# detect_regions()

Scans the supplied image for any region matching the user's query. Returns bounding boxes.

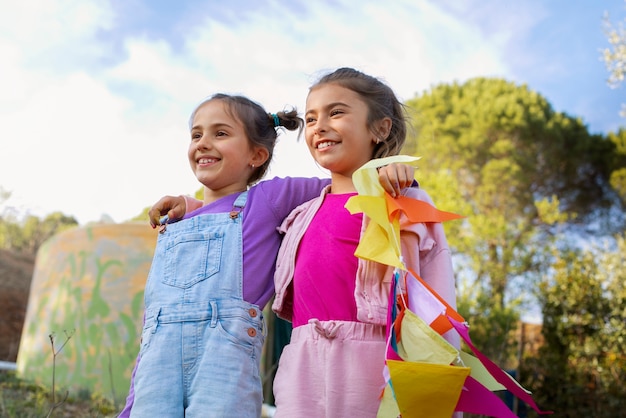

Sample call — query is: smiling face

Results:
[304,84,379,184]
[188,99,267,202]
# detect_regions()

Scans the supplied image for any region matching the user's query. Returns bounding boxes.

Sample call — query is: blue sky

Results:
[1,0,624,225]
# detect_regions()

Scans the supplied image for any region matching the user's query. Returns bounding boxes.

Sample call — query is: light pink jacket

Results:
[272,185,458,327]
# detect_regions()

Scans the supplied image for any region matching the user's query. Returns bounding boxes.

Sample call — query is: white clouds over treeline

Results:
[0,0,621,224]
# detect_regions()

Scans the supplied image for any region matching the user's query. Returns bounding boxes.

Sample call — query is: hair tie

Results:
[272,113,280,127]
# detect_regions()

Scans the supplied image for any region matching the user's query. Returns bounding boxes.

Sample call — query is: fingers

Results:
[397,164,415,188]
[378,165,400,197]
[148,207,162,229]
[378,163,415,197]
[148,207,164,229]
[168,200,187,221]
[148,195,182,228]
[378,174,395,197]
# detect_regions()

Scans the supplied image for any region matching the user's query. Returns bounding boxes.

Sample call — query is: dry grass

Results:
[0,370,118,418]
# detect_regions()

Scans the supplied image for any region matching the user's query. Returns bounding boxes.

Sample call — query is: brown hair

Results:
[310,67,407,159]
[189,94,303,184]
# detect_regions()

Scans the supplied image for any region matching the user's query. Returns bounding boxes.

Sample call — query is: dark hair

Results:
[189,94,303,184]
[309,67,407,159]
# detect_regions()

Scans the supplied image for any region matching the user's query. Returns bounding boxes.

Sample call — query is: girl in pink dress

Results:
[271,67,460,417]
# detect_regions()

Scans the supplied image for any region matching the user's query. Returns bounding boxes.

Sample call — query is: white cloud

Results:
[0,1,108,44]
[0,0,615,224]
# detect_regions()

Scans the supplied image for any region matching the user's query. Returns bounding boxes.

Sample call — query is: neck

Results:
[329,173,356,194]
[203,186,247,204]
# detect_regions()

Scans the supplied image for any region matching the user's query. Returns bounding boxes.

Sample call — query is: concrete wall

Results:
[16,223,156,404]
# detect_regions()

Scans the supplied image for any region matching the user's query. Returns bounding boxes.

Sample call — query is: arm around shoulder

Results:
[148,195,200,227]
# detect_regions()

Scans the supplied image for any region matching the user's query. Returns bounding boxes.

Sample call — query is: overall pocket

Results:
[138,311,159,356]
[162,231,223,288]
[216,314,265,350]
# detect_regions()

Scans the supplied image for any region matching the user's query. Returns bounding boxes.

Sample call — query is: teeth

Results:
[198,158,218,164]
[317,141,335,149]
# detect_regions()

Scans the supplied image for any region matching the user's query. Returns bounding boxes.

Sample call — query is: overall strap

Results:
[229,190,249,219]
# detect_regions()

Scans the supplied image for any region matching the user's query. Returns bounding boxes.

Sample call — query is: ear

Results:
[375,117,393,141]
[250,146,270,168]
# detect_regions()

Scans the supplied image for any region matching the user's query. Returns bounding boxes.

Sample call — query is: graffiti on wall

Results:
[16,223,157,404]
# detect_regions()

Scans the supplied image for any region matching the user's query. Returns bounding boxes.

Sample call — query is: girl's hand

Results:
[378,163,415,198]
[148,195,187,228]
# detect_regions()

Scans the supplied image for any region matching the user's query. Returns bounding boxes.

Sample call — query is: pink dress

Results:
[274,193,387,417]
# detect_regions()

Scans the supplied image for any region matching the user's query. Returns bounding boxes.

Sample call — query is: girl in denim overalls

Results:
[120,93,416,417]
[120,94,329,418]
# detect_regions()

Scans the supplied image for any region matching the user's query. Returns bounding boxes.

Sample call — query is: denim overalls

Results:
[130,192,265,418]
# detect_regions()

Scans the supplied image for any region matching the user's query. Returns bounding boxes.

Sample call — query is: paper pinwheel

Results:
[345,156,552,418]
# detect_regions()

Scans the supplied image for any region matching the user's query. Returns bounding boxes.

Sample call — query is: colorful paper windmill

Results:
[345,156,552,418]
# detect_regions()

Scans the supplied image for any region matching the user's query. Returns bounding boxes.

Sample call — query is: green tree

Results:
[404,78,609,300]
[0,187,77,254]
[130,207,151,223]
[606,128,626,204]
[0,212,77,255]
[402,78,617,362]
[602,2,626,117]
[602,4,626,206]
[523,237,626,417]
[456,289,520,369]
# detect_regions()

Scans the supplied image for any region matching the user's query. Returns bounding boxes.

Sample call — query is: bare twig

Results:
[45,329,75,418]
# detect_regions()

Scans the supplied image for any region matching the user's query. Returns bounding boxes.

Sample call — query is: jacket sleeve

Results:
[183,195,203,213]
[401,188,460,349]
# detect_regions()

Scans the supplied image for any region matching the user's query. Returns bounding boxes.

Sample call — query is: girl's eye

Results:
[330,109,343,116]
[191,132,202,141]
[305,117,316,124]
[215,131,227,137]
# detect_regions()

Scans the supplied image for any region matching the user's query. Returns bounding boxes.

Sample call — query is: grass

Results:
[0,370,118,418]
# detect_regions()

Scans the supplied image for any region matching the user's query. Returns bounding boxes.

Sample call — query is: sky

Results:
[1,0,625,225]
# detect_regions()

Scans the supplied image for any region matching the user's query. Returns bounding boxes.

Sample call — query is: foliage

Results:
[402,77,625,393]
[0,370,117,418]
[456,288,520,369]
[602,3,626,117]
[0,212,78,256]
[522,236,626,417]
[405,77,615,220]
[606,128,626,204]
[1,327,116,417]
[402,78,602,313]
[129,207,150,222]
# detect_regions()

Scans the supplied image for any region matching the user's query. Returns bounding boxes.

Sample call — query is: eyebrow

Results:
[191,122,234,131]
[305,101,350,117]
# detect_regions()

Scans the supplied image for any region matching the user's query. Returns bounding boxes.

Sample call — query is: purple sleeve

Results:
[117,353,139,417]
[255,177,330,221]
[240,177,330,308]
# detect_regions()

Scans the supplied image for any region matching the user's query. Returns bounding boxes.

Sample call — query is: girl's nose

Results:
[314,120,327,135]
[307,126,324,139]
[195,136,211,150]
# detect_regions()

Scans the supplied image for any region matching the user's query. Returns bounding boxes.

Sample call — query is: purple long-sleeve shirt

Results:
[182,176,330,308]
[118,176,329,417]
